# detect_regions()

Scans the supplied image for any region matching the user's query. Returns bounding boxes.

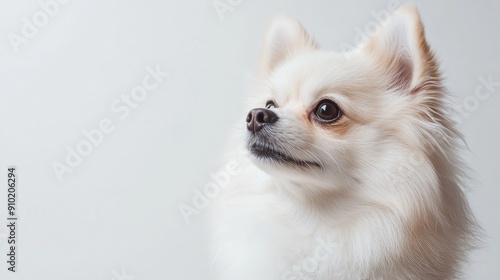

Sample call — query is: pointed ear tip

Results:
[267,15,303,34]
[398,3,419,12]
[373,4,423,36]
[394,4,423,21]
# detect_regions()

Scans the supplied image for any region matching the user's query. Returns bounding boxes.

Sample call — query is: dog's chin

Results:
[248,141,321,170]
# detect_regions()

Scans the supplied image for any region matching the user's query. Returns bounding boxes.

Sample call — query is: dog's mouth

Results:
[249,142,321,168]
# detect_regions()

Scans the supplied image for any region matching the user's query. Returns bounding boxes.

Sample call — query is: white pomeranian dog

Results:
[210,5,477,280]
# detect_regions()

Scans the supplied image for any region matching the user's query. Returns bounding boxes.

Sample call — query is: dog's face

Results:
[247,52,385,189]
[246,8,445,191]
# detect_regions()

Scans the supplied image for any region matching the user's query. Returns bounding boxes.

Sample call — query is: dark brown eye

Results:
[314,100,341,122]
[265,100,276,109]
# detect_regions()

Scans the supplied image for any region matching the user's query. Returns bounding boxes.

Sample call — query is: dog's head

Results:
[246,5,451,193]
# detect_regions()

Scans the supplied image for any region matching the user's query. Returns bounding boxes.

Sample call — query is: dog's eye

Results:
[265,101,276,109]
[314,100,341,122]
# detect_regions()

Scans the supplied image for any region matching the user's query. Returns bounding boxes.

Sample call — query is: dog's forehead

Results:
[270,52,378,105]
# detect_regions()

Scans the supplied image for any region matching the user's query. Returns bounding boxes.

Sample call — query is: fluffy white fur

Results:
[210,5,477,280]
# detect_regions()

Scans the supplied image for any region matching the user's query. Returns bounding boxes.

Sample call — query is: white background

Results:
[0,0,498,279]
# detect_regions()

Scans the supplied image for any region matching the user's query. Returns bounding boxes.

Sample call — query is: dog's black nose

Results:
[246,108,279,133]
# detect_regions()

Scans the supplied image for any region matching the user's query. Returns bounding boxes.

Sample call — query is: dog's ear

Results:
[359,4,439,93]
[258,16,319,76]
